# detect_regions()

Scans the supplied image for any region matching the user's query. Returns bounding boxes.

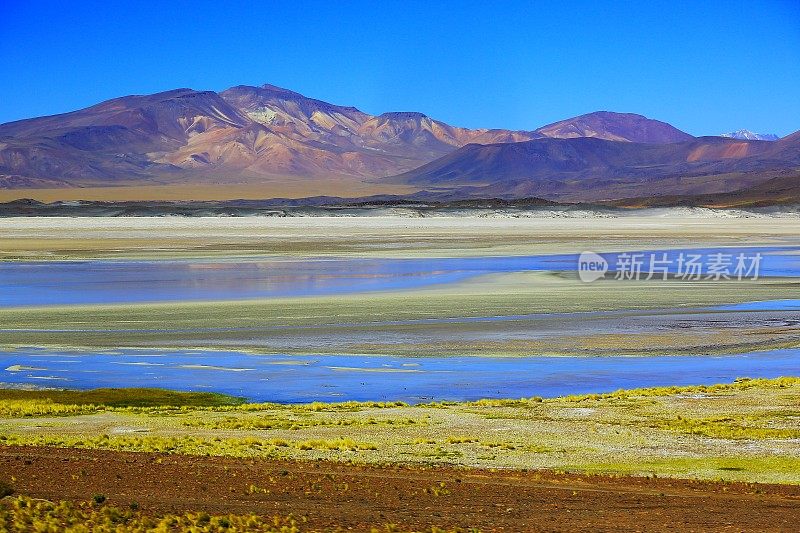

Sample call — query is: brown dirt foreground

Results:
[0,446,798,532]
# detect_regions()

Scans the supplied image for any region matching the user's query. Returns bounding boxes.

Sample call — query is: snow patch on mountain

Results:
[721,130,779,141]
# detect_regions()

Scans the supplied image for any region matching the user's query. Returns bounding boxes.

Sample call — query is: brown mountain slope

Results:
[612,171,800,208]
[390,133,800,202]
[0,84,540,188]
[0,89,249,186]
[535,111,694,143]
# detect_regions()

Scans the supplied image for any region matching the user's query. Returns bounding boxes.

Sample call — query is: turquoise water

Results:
[1,246,798,307]
[715,299,800,311]
[1,347,797,403]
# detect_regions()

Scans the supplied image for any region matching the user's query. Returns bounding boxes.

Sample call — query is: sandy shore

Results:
[2,213,800,260]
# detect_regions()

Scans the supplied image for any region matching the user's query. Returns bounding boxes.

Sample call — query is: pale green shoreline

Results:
[1,271,799,356]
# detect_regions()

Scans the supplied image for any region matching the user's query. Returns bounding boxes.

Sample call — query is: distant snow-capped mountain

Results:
[721,129,779,141]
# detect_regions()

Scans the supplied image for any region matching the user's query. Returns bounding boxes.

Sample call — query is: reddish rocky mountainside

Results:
[0,84,541,188]
[0,84,701,190]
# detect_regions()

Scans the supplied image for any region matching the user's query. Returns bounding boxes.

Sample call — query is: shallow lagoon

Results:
[1,246,799,307]
[1,347,798,403]
[1,245,798,402]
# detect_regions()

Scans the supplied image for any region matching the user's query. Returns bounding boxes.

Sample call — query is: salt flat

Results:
[2,211,800,260]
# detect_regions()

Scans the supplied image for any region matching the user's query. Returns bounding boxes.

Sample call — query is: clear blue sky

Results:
[2,0,799,135]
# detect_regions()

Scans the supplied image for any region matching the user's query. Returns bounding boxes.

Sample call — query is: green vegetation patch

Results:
[557,377,800,403]
[0,387,244,408]
[0,433,378,457]
[0,399,97,418]
[185,415,423,431]
[0,495,468,533]
[570,456,800,484]
[0,496,298,532]
[649,415,800,440]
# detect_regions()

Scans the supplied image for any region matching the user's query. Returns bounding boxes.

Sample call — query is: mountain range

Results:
[0,83,797,204]
[0,84,539,189]
[393,133,800,202]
